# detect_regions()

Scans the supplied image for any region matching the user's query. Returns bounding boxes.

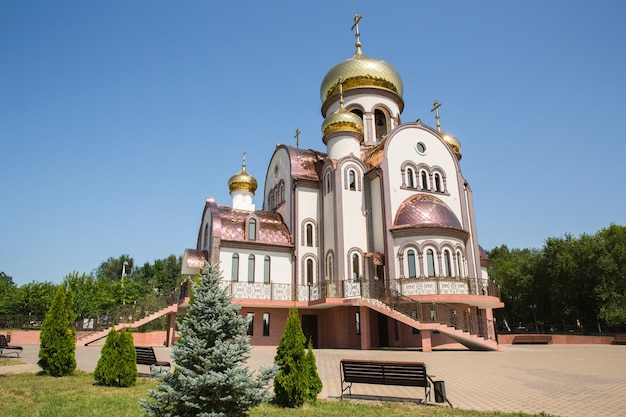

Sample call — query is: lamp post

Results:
[530,304,538,334]
[121,261,128,306]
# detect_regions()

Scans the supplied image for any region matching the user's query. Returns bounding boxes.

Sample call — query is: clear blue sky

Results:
[2,1,625,286]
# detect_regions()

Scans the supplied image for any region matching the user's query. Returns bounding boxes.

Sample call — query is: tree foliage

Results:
[38,285,76,376]
[273,307,322,408]
[94,327,137,387]
[141,262,274,417]
[489,224,626,330]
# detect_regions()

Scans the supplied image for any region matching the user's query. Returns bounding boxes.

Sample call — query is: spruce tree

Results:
[273,307,322,407]
[38,285,76,376]
[94,328,137,387]
[141,262,274,417]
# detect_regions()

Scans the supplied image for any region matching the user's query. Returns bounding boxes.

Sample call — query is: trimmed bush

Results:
[38,285,76,376]
[94,327,137,387]
[273,307,322,407]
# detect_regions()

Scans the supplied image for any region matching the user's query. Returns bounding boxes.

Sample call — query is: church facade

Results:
[182,16,503,352]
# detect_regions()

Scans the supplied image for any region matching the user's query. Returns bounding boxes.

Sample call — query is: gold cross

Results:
[242,148,247,169]
[431,100,442,132]
[351,13,363,52]
[294,128,301,148]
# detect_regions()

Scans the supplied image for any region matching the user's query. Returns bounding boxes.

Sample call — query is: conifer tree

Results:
[94,327,137,387]
[38,285,76,376]
[141,262,274,417]
[273,307,322,407]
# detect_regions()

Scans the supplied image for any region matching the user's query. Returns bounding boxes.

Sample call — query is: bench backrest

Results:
[135,346,158,365]
[0,335,10,348]
[341,359,429,387]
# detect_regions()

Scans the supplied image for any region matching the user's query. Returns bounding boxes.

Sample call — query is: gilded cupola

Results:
[320,14,403,107]
[322,79,364,136]
[431,100,462,160]
[228,150,258,194]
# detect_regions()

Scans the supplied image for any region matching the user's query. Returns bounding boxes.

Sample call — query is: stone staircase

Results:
[360,297,500,351]
[76,303,179,346]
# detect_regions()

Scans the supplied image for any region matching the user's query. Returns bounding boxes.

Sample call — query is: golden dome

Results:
[320,52,404,103]
[228,167,257,194]
[322,108,364,135]
[441,131,462,160]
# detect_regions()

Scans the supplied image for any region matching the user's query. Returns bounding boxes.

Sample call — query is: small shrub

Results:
[38,285,76,376]
[94,327,137,387]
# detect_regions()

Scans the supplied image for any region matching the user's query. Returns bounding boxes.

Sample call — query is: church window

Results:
[434,173,442,192]
[457,251,464,277]
[231,253,239,281]
[421,171,429,190]
[426,249,436,277]
[247,254,255,282]
[407,249,417,278]
[246,312,254,336]
[349,170,356,191]
[325,172,332,194]
[269,193,274,210]
[350,108,363,121]
[248,218,257,240]
[374,108,388,141]
[306,223,314,247]
[352,253,361,279]
[263,313,270,336]
[326,253,334,281]
[203,224,209,249]
[416,142,426,154]
[406,168,415,188]
[444,250,452,277]
[264,256,271,283]
[306,259,314,285]
[280,181,285,203]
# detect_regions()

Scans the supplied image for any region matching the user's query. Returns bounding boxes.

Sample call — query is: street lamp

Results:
[121,261,128,305]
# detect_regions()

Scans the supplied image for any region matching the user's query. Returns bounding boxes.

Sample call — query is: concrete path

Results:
[2,344,625,417]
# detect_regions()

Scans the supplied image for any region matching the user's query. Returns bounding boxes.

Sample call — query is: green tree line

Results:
[488,224,626,333]
[0,254,184,321]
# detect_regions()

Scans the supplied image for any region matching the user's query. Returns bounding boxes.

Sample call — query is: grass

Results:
[0,373,551,417]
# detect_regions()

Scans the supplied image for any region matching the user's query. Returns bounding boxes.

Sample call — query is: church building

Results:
[182,15,503,352]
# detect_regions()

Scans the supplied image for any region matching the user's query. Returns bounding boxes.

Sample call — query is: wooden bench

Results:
[512,335,553,344]
[135,346,171,373]
[0,334,23,357]
[613,334,626,345]
[340,359,436,404]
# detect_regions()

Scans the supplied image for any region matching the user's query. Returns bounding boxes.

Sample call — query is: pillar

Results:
[421,329,432,353]
[359,306,371,350]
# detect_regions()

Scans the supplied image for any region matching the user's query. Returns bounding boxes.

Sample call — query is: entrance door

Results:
[301,315,318,348]
[378,313,389,347]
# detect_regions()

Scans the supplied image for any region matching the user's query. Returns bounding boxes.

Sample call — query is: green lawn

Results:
[0,372,551,417]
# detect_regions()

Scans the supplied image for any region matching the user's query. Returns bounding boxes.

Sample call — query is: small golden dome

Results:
[441,131,462,160]
[322,108,364,135]
[320,52,404,103]
[228,168,257,194]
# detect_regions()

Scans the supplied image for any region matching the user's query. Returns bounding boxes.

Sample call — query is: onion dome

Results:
[228,151,257,194]
[394,194,463,230]
[441,131,462,160]
[320,52,403,104]
[322,108,364,135]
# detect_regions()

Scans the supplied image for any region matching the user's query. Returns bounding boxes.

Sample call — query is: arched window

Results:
[352,253,360,279]
[269,193,274,210]
[326,253,334,281]
[443,250,452,277]
[248,255,255,282]
[231,253,239,281]
[306,223,313,247]
[426,249,436,277]
[434,173,442,192]
[264,256,271,283]
[348,169,356,191]
[406,168,415,188]
[306,259,314,285]
[203,224,209,249]
[280,182,285,203]
[374,108,388,141]
[407,249,417,278]
[325,172,332,194]
[248,219,257,241]
[421,171,429,190]
[350,108,363,120]
[457,251,464,278]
